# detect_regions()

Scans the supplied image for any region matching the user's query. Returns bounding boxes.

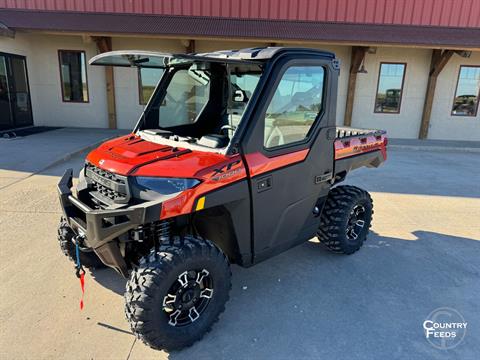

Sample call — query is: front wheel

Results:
[317,185,373,254]
[124,235,231,351]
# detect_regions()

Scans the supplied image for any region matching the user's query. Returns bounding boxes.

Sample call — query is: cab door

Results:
[242,57,337,262]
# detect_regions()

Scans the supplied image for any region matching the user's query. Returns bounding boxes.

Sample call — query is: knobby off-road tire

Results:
[57,217,106,268]
[125,235,231,351]
[317,185,373,254]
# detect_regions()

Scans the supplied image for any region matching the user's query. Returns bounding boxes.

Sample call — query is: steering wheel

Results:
[265,125,285,148]
[220,124,237,137]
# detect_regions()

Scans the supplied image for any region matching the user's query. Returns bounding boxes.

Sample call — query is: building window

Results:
[374,62,406,114]
[263,66,325,149]
[138,68,164,105]
[452,66,480,117]
[58,50,88,102]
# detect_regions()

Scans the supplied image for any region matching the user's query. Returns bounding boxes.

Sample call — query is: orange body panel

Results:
[334,134,387,161]
[86,132,386,220]
[244,149,309,177]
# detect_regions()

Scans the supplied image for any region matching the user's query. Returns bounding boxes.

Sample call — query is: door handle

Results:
[315,172,333,184]
[257,175,272,193]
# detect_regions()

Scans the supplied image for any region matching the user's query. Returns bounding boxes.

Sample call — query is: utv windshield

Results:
[136,61,263,150]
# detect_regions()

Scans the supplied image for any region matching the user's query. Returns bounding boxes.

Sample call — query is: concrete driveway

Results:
[0,127,127,189]
[0,141,479,359]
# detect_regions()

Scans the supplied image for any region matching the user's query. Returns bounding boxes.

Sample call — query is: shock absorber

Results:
[156,220,172,244]
[130,220,172,247]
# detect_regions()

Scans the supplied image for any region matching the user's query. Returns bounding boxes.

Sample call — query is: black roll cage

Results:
[105,48,339,156]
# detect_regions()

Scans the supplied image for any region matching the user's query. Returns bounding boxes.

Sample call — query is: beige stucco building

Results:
[1,2,479,140]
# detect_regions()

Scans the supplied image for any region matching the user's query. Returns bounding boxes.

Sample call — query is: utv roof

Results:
[89,47,335,68]
[194,47,335,60]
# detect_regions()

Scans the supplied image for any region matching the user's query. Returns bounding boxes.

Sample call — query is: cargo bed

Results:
[333,127,387,181]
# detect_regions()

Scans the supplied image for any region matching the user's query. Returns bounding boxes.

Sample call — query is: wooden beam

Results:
[186,39,195,53]
[343,46,368,127]
[418,49,454,139]
[431,50,454,77]
[104,66,117,130]
[92,36,117,129]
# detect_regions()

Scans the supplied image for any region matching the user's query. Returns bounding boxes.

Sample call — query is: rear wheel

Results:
[57,217,106,268]
[125,235,231,351]
[317,185,373,254]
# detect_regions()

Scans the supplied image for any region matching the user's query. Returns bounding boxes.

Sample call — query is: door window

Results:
[263,66,325,149]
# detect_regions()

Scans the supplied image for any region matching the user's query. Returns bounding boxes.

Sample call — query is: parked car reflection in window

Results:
[452,66,480,117]
[374,63,406,114]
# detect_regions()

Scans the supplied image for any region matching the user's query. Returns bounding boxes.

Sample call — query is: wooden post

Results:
[344,46,368,127]
[186,39,195,53]
[92,36,117,129]
[418,49,454,139]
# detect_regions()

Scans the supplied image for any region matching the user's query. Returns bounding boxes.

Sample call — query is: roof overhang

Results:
[1,9,479,50]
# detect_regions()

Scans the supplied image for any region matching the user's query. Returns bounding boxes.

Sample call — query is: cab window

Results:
[263,66,325,149]
[159,68,210,128]
[228,72,261,129]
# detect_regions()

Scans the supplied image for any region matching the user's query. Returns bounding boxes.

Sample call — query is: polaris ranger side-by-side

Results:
[57,47,387,350]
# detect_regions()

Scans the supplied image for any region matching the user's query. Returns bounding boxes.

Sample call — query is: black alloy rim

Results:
[346,204,366,240]
[162,269,214,327]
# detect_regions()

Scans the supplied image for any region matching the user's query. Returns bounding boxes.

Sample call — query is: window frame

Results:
[451,65,480,117]
[261,63,327,152]
[58,49,89,103]
[374,62,407,115]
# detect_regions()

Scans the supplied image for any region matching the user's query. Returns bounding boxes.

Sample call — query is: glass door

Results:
[0,53,33,130]
[0,55,13,130]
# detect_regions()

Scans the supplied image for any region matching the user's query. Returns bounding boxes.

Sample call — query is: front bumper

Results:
[57,169,161,277]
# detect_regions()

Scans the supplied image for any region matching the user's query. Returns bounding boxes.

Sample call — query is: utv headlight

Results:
[135,177,201,195]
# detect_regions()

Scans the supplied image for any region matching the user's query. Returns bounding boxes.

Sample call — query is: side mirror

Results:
[233,89,247,102]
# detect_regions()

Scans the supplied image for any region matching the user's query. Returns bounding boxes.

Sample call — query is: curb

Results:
[388,145,480,153]
[37,137,113,174]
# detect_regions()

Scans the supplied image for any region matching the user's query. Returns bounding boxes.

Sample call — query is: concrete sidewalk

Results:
[388,138,480,152]
[0,127,127,189]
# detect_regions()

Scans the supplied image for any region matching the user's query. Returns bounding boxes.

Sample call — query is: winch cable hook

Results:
[73,235,86,310]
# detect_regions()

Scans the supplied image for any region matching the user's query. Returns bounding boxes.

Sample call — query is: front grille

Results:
[85,163,129,205]
[91,182,127,202]
[86,163,126,185]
